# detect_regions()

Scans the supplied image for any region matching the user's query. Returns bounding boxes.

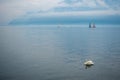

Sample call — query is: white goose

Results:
[84,60,94,66]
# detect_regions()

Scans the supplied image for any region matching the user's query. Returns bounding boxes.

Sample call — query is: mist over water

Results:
[0,25,120,80]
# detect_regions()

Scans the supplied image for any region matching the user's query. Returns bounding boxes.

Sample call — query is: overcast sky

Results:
[0,0,120,25]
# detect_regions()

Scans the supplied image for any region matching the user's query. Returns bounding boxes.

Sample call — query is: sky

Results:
[0,0,120,25]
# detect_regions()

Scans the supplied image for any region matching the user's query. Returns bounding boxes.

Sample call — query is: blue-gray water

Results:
[0,25,120,80]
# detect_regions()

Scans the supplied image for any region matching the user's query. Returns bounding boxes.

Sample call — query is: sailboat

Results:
[89,23,96,28]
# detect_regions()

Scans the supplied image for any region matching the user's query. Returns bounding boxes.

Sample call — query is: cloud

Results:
[0,0,64,25]
[0,0,120,25]
[96,0,109,8]
[59,0,109,8]
[24,10,120,18]
[106,0,120,10]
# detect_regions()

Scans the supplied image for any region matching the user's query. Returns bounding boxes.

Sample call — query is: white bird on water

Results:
[84,60,94,66]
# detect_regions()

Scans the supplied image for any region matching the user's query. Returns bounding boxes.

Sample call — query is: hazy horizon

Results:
[0,0,120,25]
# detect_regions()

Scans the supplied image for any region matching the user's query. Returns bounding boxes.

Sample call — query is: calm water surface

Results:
[0,25,120,80]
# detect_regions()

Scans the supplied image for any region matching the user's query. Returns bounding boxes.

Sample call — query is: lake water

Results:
[0,25,120,80]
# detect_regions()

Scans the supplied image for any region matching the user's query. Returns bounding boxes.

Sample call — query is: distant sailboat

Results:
[93,23,96,28]
[89,23,91,28]
[57,24,61,28]
[89,23,96,28]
